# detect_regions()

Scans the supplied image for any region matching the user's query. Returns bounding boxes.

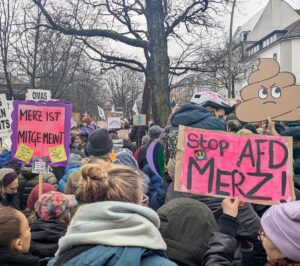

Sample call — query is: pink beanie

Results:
[261,201,300,262]
[27,183,57,210]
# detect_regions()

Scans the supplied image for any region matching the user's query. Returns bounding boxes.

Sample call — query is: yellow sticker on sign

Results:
[49,145,67,163]
[15,144,34,163]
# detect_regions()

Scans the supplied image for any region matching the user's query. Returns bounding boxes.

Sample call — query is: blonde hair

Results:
[76,160,143,204]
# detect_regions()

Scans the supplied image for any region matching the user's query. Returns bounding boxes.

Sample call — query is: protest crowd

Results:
[0,87,300,266]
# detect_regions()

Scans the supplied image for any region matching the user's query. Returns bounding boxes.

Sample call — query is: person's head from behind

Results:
[86,129,114,160]
[148,125,163,140]
[157,198,217,266]
[0,168,18,198]
[34,191,78,226]
[0,207,31,253]
[260,201,300,262]
[226,119,242,133]
[76,160,144,205]
[27,183,56,210]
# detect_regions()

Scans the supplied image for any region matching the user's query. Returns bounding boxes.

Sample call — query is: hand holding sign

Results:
[175,126,294,205]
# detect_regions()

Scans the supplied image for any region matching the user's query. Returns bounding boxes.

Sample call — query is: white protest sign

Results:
[32,156,50,174]
[108,117,121,129]
[27,89,51,101]
[0,94,11,140]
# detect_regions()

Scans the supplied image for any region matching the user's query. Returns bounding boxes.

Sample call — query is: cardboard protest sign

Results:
[175,126,294,205]
[236,58,300,122]
[27,89,51,101]
[108,117,121,129]
[133,115,146,126]
[0,94,12,140]
[32,156,50,174]
[72,112,81,124]
[11,101,72,166]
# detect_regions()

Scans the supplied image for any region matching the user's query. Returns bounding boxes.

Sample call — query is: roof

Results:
[283,18,300,38]
[233,8,264,41]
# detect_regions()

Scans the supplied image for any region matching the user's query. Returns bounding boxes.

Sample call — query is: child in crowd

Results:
[0,207,39,265]
[30,191,77,264]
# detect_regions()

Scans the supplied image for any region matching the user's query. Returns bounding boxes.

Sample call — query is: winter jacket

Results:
[203,215,297,266]
[18,165,57,209]
[0,249,39,266]
[138,144,150,169]
[166,182,261,239]
[50,246,176,266]
[0,193,21,210]
[0,151,21,174]
[0,151,12,168]
[171,103,225,130]
[143,165,162,196]
[149,179,171,211]
[30,221,66,260]
[158,198,218,266]
[130,125,148,148]
[58,164,81,193]
[49,201,176,266]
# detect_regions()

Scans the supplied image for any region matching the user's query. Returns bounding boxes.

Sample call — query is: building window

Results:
[273,53,277,60]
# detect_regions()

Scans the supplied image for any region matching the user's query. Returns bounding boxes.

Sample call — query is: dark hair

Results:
[110,133,119,140]
[244,123,258,134]
[227,120,242,133]
[0,207,22,249]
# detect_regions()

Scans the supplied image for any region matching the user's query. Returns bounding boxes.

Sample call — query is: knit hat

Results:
[148,125,163,140]
[281,126,300,140]
[82,115,92,125]
[0,168,17,187]
[158,198,217,266]
[86,129,113,157]
[27,183,57,210]
[34,191,78,221]
[261,201,300,262]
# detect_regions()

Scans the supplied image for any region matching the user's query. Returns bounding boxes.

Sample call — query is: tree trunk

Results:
[145,0,170,126]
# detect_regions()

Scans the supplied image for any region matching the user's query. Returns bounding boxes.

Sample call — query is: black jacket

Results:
[0,249,39,266]
[203,215,267,266]
[30,221,67,259]
[130,125,148,148]
[0,193,21,210]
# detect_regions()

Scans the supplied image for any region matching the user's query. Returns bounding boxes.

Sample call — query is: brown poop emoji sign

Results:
[236,58,300,122]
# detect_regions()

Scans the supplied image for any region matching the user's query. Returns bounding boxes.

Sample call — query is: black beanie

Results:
[86,129,113,157]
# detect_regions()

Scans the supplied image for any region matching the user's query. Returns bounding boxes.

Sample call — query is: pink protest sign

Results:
[11,101,72,167]
[175,126,294,205]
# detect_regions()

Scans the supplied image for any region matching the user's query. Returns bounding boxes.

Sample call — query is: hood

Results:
[56,201,167,256]
[171,103,225,130]
[20,165,38,179]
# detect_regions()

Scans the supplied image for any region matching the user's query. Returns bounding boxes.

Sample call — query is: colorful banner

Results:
[175,126,294,205]
[11,101,72,166]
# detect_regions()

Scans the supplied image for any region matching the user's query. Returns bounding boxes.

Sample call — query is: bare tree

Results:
[105,68,144,118]
[0,0,18,97]
[32,0,228,125]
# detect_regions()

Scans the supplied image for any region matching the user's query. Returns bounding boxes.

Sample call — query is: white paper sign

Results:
[27,89,51,101]
[108,117,121,129]
[0,94,11,140]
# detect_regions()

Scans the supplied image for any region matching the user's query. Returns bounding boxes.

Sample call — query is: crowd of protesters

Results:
[0,92,299,266]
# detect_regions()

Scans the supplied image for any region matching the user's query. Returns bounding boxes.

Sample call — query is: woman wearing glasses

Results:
[203,198,300,266]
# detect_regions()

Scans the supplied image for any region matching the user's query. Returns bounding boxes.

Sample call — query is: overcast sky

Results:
[233,0,300,31]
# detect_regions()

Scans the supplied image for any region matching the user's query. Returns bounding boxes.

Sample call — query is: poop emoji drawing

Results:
[236,58,300,122]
